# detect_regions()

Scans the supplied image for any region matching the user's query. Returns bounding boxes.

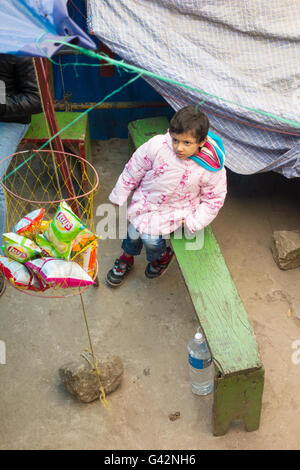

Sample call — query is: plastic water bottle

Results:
[187,328,215,395]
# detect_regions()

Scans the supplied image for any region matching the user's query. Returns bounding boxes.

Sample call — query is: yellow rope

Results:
[80,294,109,409]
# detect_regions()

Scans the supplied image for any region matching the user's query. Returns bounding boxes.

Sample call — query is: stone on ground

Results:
[59,355,124,403]
[271,230,300,270]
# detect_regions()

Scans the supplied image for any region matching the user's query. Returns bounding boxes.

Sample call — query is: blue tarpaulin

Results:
[0,0,170,140]
[0,0,96,57]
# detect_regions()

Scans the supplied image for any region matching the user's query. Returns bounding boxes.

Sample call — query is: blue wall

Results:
[53,1,173,139]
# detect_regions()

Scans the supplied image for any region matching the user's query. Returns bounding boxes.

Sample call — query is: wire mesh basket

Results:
[0,149,99,298]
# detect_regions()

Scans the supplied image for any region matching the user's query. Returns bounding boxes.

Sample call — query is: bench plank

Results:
[171,227,262,376]
[128,116,169,155]
[24,112,89,142]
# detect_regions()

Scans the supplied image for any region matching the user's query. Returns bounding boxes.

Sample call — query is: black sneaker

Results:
[145,247,174,279]
[106,257,133,287]
[0,272,6,298]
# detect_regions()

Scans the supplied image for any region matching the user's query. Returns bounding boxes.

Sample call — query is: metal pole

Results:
[54,101,170,111]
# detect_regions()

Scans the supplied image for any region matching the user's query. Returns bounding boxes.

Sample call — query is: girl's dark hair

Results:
[169,105,209,142]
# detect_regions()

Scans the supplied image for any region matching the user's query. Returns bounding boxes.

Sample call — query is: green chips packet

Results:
[35,233,62,259]
[45,201,85,260]
[3,233,42,263]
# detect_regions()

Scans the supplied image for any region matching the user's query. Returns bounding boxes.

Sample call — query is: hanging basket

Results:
[0,149,99,298]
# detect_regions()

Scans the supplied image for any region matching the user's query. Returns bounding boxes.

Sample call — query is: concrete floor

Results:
[0,138,300,450]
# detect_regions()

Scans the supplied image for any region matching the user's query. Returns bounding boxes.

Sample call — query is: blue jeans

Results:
[0,122,29,247]
[121,223,167,262]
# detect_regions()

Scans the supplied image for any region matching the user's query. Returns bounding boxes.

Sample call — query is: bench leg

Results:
[213,367,264,436]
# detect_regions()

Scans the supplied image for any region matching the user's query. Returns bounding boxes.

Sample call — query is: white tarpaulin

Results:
[88,0,300,177]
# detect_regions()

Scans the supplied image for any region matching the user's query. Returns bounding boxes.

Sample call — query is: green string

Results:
[1,72,142,183]
[3,33,299,183]
[40,38,300,129]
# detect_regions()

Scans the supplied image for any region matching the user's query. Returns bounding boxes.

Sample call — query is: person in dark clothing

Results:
[0,54,42,297]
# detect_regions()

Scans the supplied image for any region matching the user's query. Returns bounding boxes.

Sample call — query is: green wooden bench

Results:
[128,116,264,436]
[23,111,92,190]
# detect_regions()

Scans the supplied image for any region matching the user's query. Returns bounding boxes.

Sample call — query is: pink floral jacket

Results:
[109,131,227,235]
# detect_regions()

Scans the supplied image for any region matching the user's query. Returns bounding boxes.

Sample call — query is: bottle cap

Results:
[194,332,203,341]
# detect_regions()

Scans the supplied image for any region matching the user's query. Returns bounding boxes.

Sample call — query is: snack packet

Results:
[40,220,50,233]
[0,256,45,291]
[70,228,97,260]
[2,233,42,263]
[13,208,45,239]
[35,233,62,259]
[26,258,95,288]
[45,201,84,260]
[73,242,97,279]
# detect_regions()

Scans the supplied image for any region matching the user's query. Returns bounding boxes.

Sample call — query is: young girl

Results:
[107,105,227,286]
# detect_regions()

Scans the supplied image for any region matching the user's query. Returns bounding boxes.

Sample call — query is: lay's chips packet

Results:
[40,220,50,233]
[70,228,98,260]
[35,233,62,259]
[73,241,98,279]
[45,201,85,260]
[0,255,45,291]
[13,208,45,239]
[26,257,95,288]
[2,233,42,263]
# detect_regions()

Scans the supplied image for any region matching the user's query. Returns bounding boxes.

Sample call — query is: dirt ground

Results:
[0,138,300,450]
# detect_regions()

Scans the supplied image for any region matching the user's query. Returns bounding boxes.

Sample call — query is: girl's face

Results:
[170,131,206,160]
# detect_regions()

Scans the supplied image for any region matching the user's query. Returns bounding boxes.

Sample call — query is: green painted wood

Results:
[128,116,169,149]
[171,227,262,375]
[213,367,264,436]
[24,111,89,141]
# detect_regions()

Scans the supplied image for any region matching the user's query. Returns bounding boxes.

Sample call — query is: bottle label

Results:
[189,354,212,370]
